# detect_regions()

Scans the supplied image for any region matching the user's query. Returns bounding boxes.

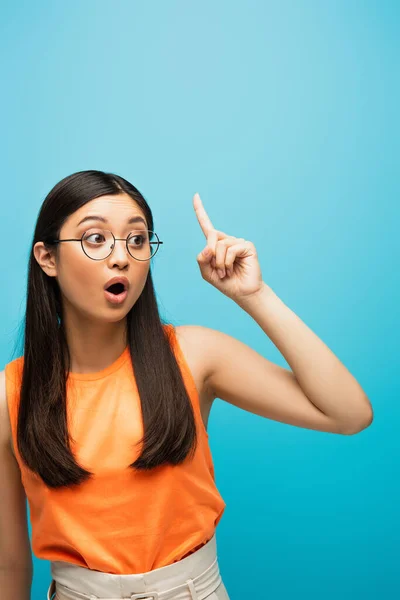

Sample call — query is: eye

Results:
[83,229,107,244]
[128,233,146,247]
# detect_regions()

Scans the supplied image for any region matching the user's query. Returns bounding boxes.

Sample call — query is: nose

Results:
[107,238,130,265]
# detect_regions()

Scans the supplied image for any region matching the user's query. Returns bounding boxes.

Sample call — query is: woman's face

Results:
[35,193,151,324]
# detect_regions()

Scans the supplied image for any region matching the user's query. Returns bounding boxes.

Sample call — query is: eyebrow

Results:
[76,215,147,228]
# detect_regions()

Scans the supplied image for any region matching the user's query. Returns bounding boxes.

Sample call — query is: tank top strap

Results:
[4,357,24,464]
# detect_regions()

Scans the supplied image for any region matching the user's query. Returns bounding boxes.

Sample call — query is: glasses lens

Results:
[127,229,159,260]
[82,229,114,260]
[82,229,160,260]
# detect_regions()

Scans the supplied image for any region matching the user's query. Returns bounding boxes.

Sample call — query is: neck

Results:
[60,308,128,374]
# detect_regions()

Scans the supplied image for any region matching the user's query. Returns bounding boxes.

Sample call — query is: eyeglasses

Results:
[47,228,163,261]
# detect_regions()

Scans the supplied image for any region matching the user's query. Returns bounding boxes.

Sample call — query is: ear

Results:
[33,241,58,278]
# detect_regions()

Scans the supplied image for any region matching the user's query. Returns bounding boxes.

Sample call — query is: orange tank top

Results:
[4,323,226,574]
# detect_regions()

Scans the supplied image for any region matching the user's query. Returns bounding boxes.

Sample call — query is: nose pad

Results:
[109,239,130,261]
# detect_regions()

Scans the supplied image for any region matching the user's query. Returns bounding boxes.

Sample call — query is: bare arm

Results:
[0,369,33,600]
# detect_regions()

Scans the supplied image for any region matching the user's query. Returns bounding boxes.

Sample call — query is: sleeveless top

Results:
[4,323,226,574]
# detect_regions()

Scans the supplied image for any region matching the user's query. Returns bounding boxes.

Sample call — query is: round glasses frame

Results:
[46,229,164,261]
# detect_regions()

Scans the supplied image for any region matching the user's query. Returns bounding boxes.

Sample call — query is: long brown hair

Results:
[10,170,197,489]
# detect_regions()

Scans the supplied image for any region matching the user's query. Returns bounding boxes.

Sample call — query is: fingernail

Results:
[218,269,225,278]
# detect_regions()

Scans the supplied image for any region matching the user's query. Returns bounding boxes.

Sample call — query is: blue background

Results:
[0,1,398,598]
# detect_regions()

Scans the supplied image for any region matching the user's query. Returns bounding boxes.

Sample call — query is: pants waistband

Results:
[47,533,221,600]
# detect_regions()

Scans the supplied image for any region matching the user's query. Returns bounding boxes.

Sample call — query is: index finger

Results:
[193,192,215,237]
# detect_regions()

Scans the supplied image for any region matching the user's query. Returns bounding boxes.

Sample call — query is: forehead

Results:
[71,194,147,227]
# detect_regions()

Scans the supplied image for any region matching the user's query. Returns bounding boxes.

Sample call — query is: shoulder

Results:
[173,324,213,375]
[173,324,228,365]
[172,325,222,407]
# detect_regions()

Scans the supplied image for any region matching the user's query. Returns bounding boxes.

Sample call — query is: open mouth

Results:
[105,282,126,295]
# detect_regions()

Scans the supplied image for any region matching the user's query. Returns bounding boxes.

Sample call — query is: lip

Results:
[103,276,130,291]
[104,289,128,305]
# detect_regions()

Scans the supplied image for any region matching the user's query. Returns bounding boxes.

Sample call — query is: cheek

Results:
[128,264,150,299]
[57,252,98,303]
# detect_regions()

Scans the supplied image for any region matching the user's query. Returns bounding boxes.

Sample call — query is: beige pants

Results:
[46,533,230,600]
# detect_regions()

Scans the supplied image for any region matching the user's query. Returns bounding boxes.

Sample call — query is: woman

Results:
[0,169,373,600]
